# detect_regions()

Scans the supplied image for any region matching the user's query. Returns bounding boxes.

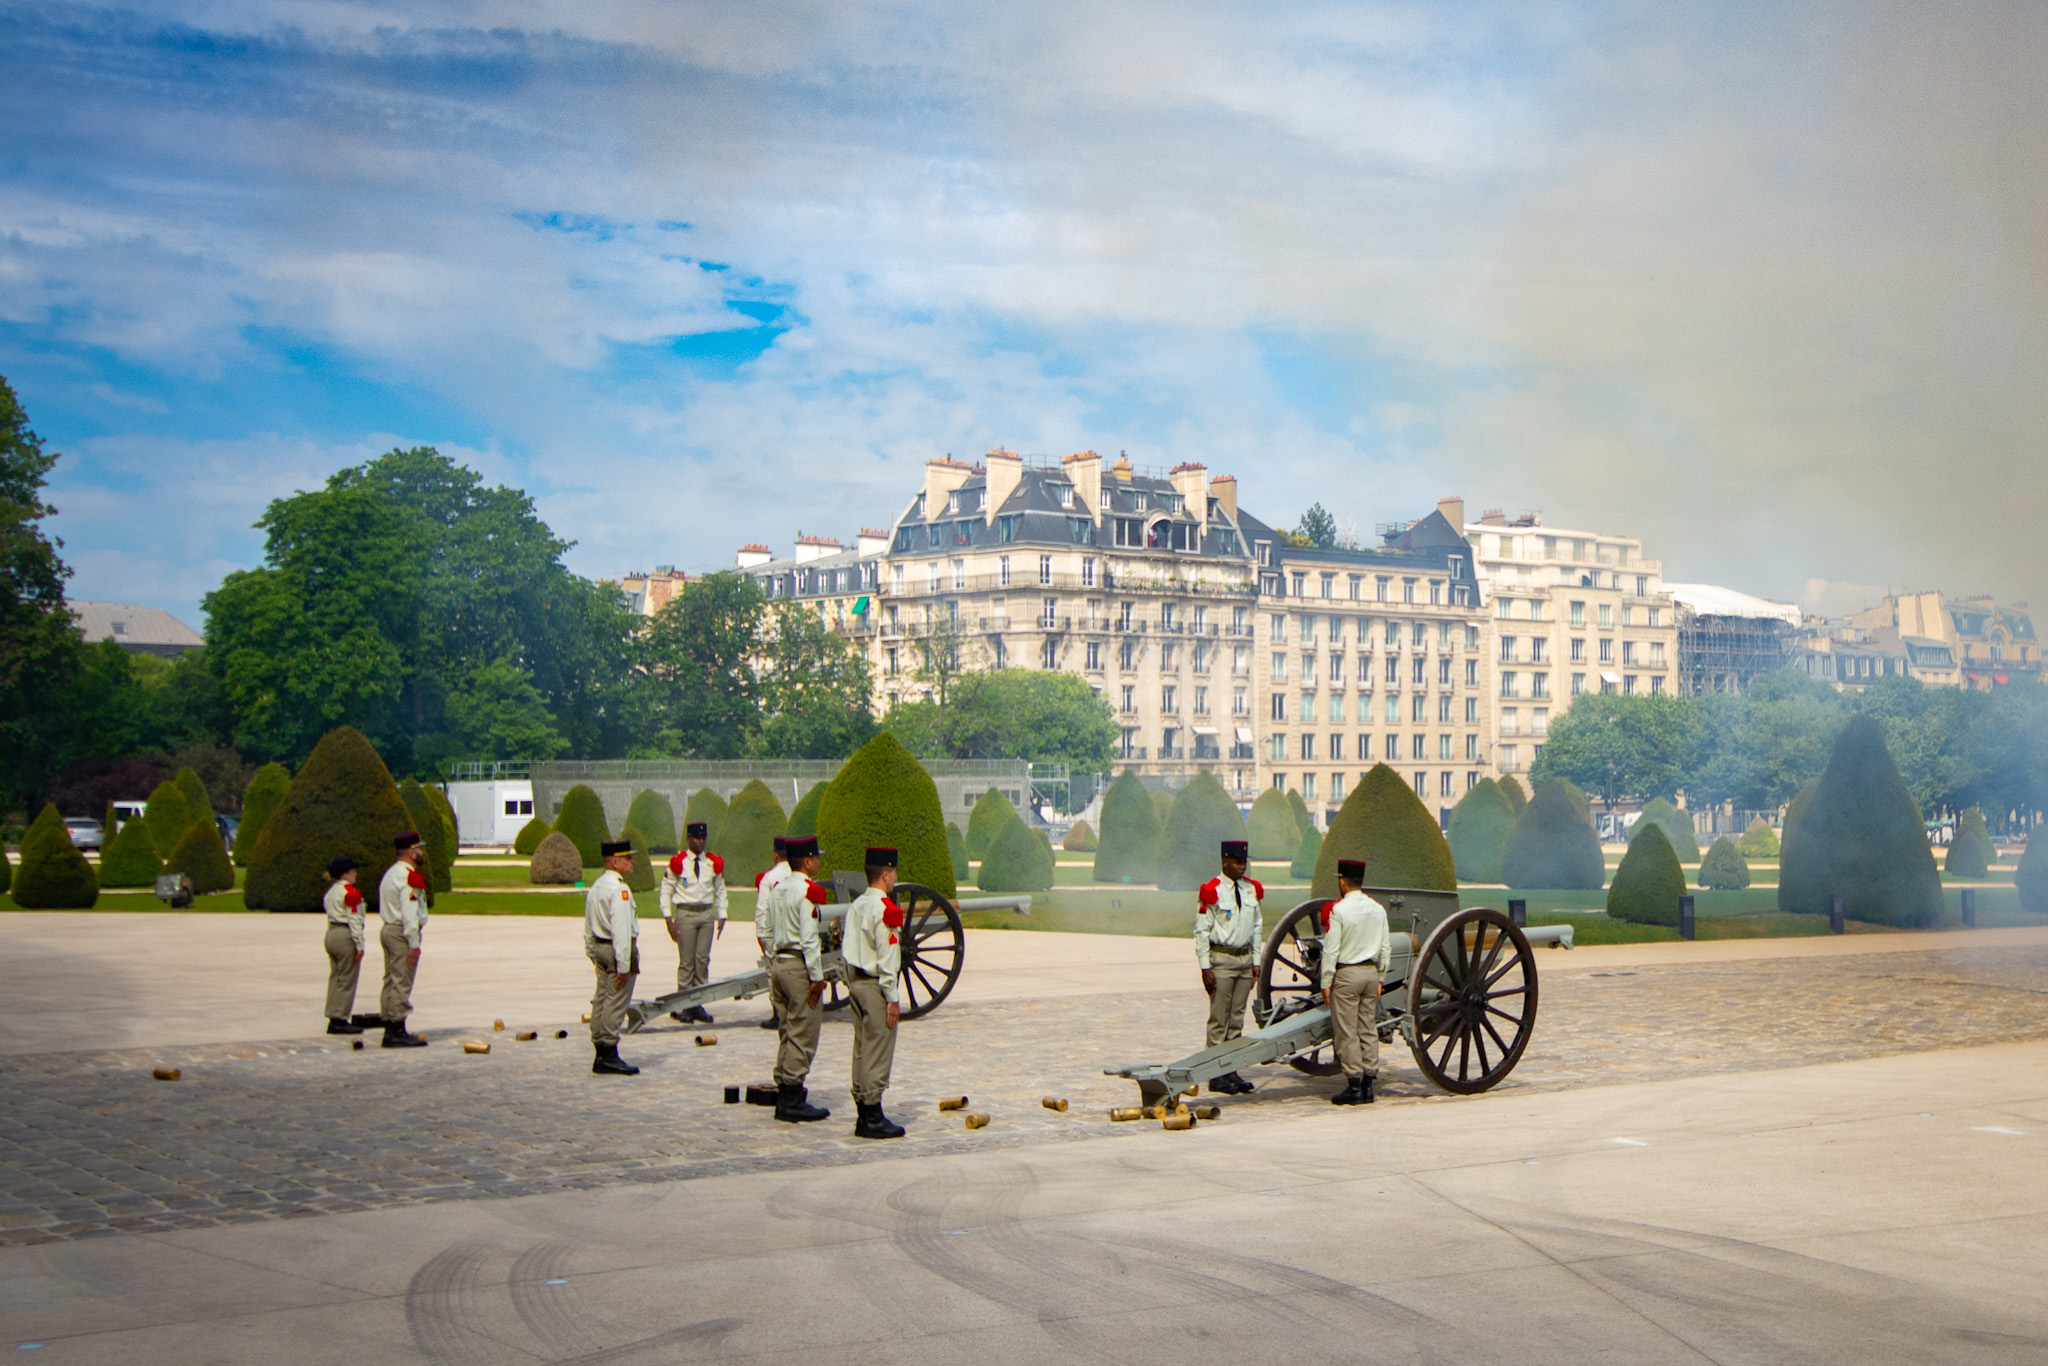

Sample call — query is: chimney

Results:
[735,543,773,570]
[856,527,890,557]
[1479,508,1506,526]
[1063,450,1102,524]
[1111,451,1134,482]
[922,456,976,523]
[1436,495,1465,531]
[1169,462,1209,530]
[793,533,842,564]
[1210,474,1237,520]
[983,448,1022,525]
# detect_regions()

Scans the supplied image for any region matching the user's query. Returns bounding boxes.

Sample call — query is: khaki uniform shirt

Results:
[324,880,366,951]
[1194,875,1264,969]
[378,861,428,948]
[754,861,789,942]
[841,886,903,1005]
[661,850,728,921]
[583,868,637,963]
[1319,889,1391,991]
[765,871,828,979]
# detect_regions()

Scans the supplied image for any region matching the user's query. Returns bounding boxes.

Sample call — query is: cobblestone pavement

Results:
[3,942,2046,1245]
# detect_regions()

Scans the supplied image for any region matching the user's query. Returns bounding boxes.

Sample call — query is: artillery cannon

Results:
[624,882,1028,1032]
[1109,889,1570,1108]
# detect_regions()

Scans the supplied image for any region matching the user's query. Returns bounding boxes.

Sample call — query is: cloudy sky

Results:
[5,1,2046,629]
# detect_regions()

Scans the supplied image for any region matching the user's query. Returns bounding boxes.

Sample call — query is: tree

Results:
[816,732,956,898]
[1777,781,1820,908]
[884,670,1117,774]
[1735,816,1780,859]
[0,378,84,812]
[637,572,766,758]
[676,788,721,852]
[166,819,236,896]
[1945,807,1995,878]
[1061,820,1097,852]
[244,727,414,913]
[174,766,215,827]
[514,815,551,856]
[946,822,970,879]
[1157,772,1248,892]
[1607,823,1685,925]
[719,780,788,888]
[965,786,1021,860]
[425,784,459,855]
[1290,823,1323,879]
[98,814,164,887]
[627,789,680,853]
[398,778,454,896]
[1247,789,1302,860]
[1776,714,1943,927]
[1286,789,1314,841]
[1689,671,1845,812]
[1632,796,1700,864]
[2018,836,2048,915]
[1497,775,1528,818]
[234,763,292,866]
[1093,770,1161,885]
[1152,790,1176,826]
[621,823,658,894]
[552,786,611,868]
[911,611,972,706]
[788,780,828,838]
[1311,764,1457,898]
[11,804,97,908]
[0,842,10,896]
[1698,836,1751,890]
[978,818,1055,893]
[752,603,877,759]
[143,779,193,859]
[1501,779,1606,890]
[1295,503,1338,549]
[1446,778,1515,883]
[529,831,581,885]
[1532,693,1701,808]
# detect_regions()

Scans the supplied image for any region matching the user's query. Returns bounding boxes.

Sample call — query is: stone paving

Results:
[3,942,2047,1245]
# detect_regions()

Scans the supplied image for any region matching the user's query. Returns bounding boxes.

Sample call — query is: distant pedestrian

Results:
[1196,838,1262,1094]
[842,846,905,1139]
[585,838,642,1076]
[377,833,429,1048]
[1320,859,1390,1105]
[661,821,726,1023]
[321,856,366,1035]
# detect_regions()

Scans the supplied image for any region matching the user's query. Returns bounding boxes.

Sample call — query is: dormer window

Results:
[1255,540,1270,566]
[947,491,961,513]
[1058,486,1074,509]
[1134,492,1147,511]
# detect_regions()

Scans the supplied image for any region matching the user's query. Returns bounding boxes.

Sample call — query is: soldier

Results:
[321,856,366,1035]
[842,846,906,1139]
[1320,858,1391,1105]
[661,821,726,1024]
[377,832,429,1048]
[585,838,642,1076]
[1196,838,1262,1095]
[754,835,789,1031]
[763,834,831,1122]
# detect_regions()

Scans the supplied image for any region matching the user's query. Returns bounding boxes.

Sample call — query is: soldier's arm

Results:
[878,898,903,1007]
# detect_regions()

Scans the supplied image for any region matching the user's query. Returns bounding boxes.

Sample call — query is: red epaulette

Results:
[406,870,426,890]
[804,880,829,912]
[755,870,767,889]
[709,854,724,876]
[1248,878,1265,900]
[1318,899,1335,931]
[1197,877,1220,911]
[669,852,686,877]
[881,896,904,930]
[343,886,363,909]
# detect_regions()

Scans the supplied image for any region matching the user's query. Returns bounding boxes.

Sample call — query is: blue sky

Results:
[5,1,2047,629]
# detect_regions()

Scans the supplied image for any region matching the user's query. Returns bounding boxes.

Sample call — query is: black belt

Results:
[846,966,878,980]
[1210,945,1252,958]
[774,949,806,958]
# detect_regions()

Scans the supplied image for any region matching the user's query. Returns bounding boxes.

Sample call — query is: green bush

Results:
[513,816,551,856]
[1287,789,1314,843]
[11,803,98,908]
[553,785,611,868]
[1093,770,1160,885]
[425,784,459,853]
[143,778,191,858]
[1061,820,1097,852]
[946,821,970,880]
[682,787,725,852]
[1446,778,1515,883]
[1777,780,1819,906]
[720,779,788,888]
[1290,823,1322,879]
[1501,778,1606,890]
[174,766,214,827]
[1776,715,1941,926]
[1497,775,1528,818]
[978,817,1055,893]
[1157,772,1250,892]
[1151,790,1176,827]
[816,732,956,898]
[166,819,236,895]
[398,779,453,896]
[1698,836,1750,890]
[621,823,658,893]
[1633,796,1700,863]
[529,831,581,885]
[1735,816,1780,859]
[244,726,414,913]
[234,763,291,866]
[1247,789,1301,860]
[965,786,1021,860]
[0,843,10,895]
[2017,834,2048,914]
[98,815,163,887]
[1607,823,1685,925]
[627,789,680,853]
[1312,763,1457,898]
[1946,807,1995,877]
[788,780,828,838]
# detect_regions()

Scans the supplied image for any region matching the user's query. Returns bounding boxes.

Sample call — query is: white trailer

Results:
[442,780,535,848]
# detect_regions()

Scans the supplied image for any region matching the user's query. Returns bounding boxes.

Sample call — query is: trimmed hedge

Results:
[720,779,788,888]
[244,727,413,913]
[1501,779,1606,890]
[1698,836,1751,890]
[175,767,214,827]
[682,787,725,852]
[946,822,970,880]
[1608,823,1685,925]
[978,817,1055,893]
[628,789,680,853]
[1287,789,1314,844]
[98,815,164,887]
[1290,823,1322,879]
[143,779,191,859]
[1446,778,1515,883]
[513,816,551,856]
[12,803,99,908]
[1151,790,1176,827]
[1247,789,1301,860]
[1497,775,1528,818]
[621,823,658,893]
[1736,816,1780,859]
[234,763,291,866]
[1633,796,1700,864]
[1093,771,1160,885]
[1777,780,1819,908]
[553,785,611,868]
[966,787,1021,860]
[1157,772,1249,892]
[816,732,956,898]
[1777,715,1941,927]
[529,831,581,885]
[425,784,459,855]
[1312,763,1457,898]
[1061,820,1097,852]
[398,779,453,896]
[167,819,236,895]
[1946,807,1995,877]
[0,843,9,895]
[788,780,828,838]
[2018,835,2048,915]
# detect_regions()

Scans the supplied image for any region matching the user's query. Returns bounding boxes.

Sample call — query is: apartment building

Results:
[613,567,694,617]
[1850,592,2039,691]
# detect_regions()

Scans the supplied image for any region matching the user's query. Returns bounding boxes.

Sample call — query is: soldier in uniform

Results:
[842,846,906,1139]
[585,838,642,1076]
[377,832,429,1048]
[1196,838,1262,1094]
[754,835,789,1030]
[321,856,366,1034]
[661,821,726,1024]
[763,835,831,1122]
[1320,858,1391,1105]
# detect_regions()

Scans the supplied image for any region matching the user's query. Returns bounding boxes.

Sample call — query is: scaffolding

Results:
[1677,611,1793,697]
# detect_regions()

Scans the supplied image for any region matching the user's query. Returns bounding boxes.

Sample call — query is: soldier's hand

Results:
[408,948,421,969]
[355,951,364,965]
[886,1002,900,1030]
[1323,988,1333,1011]
[1201,968,1217,996]
[715,921,725,939]
[665,920,680,942]
[806,980,826,1008]
[614,973,629,990]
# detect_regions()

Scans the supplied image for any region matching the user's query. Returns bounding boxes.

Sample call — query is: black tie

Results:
[695,856,702,879]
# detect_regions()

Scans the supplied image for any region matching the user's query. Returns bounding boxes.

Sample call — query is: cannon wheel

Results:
[1254,899,1343,1077]
[818,882,966,1018]
[1407,907,1538,1094]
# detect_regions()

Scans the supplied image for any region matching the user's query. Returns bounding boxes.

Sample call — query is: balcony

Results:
[1229,743,1255,760]
[1157,745,1186,760]
[1080,616,1112,631]
[1118,746,1149,760]
[979,616,1011,632]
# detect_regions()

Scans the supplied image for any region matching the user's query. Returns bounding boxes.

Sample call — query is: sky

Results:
[5,1,2047,630]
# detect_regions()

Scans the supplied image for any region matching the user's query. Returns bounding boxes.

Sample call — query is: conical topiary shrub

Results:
[529,830,581,885]
[719,779,788,888]
[788,780,828,838]
[1501,778,1606,890]
[1946,807,1995,878]
[1498,775,1528,818]
[978,818,1055,893]
[398,779,453,896]
[1152,790,1176,827]
[1312,764,1458,898]
[621,823,658,893]
[1061,820,1097,852]
[2017,834,2048,915]
[0,843,10,896]
[1608,822,1685,925]
[244,726,413,913]
[1158,772,1250,892]
[167,819,236,895]
[1777,714,1941,927]
[233,762,291,866]
[1736,816,1780,859]
[946,822,970,880]
[1698,835,1750,890]
[11,804,99,908]
[1287,789,1314,844]
[1777,780,1820,910]
[816,732,956,898]
[627,789,680,853]
[1290,822,1322,879]
[965,786,1021,860]
[1093,770,1160,885]
[98,814,164,887]
[681,787,724,852]
[514,816,551,855]
[425,784,460,855]
[553,785,611,868]
[143,778,191,860]
[1633,797,1700,864]
[1247,789,1302,861]
[1447,778,1515,883]
[175,767,214,829]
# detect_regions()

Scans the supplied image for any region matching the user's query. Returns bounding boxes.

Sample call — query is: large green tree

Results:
[0,378,84,809]
[884,669,1117,775]
[751,603,876,759]
[1532,692,1701,808]
[636,571,766,758]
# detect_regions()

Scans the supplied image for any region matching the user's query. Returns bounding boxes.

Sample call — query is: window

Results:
[1162,603,1177,632]
[1233,606,1248,632]
[1121,685,1136,713]
[1501,671,1518,698]
[1622,641,1637,667]
[1085,641,1102,670]
[1624,675,1639,695]
[1271,737,1286,763]
[998,514,1020,543]
[1256,540,1271,566]
[1303,774,1317,801]
[1651,676,1666,695]
[1411,657,1425,685]
[1502,708,1519,736]
[1439,734,1453,759]
[1233,645,1249,674]
[1598,604,1613,628]
[1622,605,1634,627]
[1532,673,1549,698]
[1465,659,1478,687]
[1570,637,1585,663]
[1530,600,1547,622]
[1530,638,1548,663]
[1650,642,1666,667]
[1329,733,1345,761]
[1377,576,1390,602]
[1429,580,1442,605]
[1331,773,1346,801]
[1384,694,1399,723]
[1039,555,1053,585]
[1386,656,1399,684]
[1193,643,1209,672]
[1271,653,1288,682]
[1413,621,1427,648]
[1082,557,1096,587]
[1162,685,1178,712]
[1301,734,1316,761]
[891,564,905,594]
[1384,734,1399,760]
[1162,642,1178,670]
[1386,619,1400,646]
[1500,636,1517,663]
[1195,685,1209,714]
[1348,574,1362,600]
[1042,597,1058,628]
[1327,692,1343,722]
[1465,697,1478,723]
[1411,693,1426,722]
[1497,597,1514,619]
[1403,578,1417,604]
[1438,694,1453,722]
[1328,653,1344,684]
[886,646,899,676]
[1411,734,1425,760]
[1271,693,1287,721]
[1438,657,1453,685]
[1534,708,1549,736]
[1292,572,1307,597]
[1300,692,1315,722]
[1193,606,1206,633]
[1599,638,1614,664]
[999,555,1012,587]
[1636,575,1648,597]
[1441,771,1454,797]
[1233,686,1247,714]
[1321,572,1336,599]
[1571,673,1586,695]
[952,559,965,590]
[1041,638,1058,668]
[1466,734,1479,759]
[1601,675,1617,695]
[1119,601,1133,630]
[1359,655,1374,684]
[993,638,1007,667]
[1114,517,1145,547]
[1500,744,1518,771]
[1358,694,1372,722]
[1270,613,1287,642]
[1119,640,1135,670]
[1299,614,1315,645]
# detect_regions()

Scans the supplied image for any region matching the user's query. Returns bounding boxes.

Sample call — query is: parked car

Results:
[63,817,104,851]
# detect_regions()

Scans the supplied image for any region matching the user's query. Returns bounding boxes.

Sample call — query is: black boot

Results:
[1330,1075,1366,1105]
[759,1012,779,1030]
[381,1022,427,1048]
[1360,1075,1375,1104]
[774,1083,830,1123]
[327,1018,364,1035]
[1209,1071,1254,1095]
[592,1042,639,1076]
[854,1101,906,1140]
[691,1006,715,1024]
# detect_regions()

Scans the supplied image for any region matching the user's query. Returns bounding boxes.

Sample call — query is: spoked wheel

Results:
[1407,908,1538,1094]
[894,882,965,1020]
[1255,899,1343,1077]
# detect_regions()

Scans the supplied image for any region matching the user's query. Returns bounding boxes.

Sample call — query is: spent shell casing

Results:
[695,1034,717,1046]
[1183,1086,1200,1098]
[151,1067,180,1081]
[1109,1107,1144,1122]
[515,1031,536,1042]
[1193,1104,1220,1120]
[1041,1097,1068,1112]
[963,1112,991,1129]
[723,1085,741,1104]
[937,1096,969,1111]
[580,1013,591,1023]
[462,1041,491,1055]
[1161,1112,1196,1131]
[492,1020,504,1031]
[555,1029,569,1039]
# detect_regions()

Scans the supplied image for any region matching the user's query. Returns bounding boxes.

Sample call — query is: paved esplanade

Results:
[1,917,2046,1362]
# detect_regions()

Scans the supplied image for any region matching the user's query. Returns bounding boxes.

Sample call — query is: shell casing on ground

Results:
[1161,1112,1196,1131]
[694,1035,716,1046]
[462,1041,490,1054]
[964,1112,991,1129]
[151,1067,179,1081]
[1041,1097,1068,1111]
[515,1031,536,1041]
[1109,1107,1143,1121]
[937,1096,969,1111]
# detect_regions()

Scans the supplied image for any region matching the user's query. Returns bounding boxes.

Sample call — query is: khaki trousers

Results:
[847,973,897,1104]
[672,907,717,992]
[1205,952,1256,1048]
[324,924,360,1020]
[588,941,639,1047]
[1330,963,1382,1079]
[379,922,417,1022]
[768,955,823,1087]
